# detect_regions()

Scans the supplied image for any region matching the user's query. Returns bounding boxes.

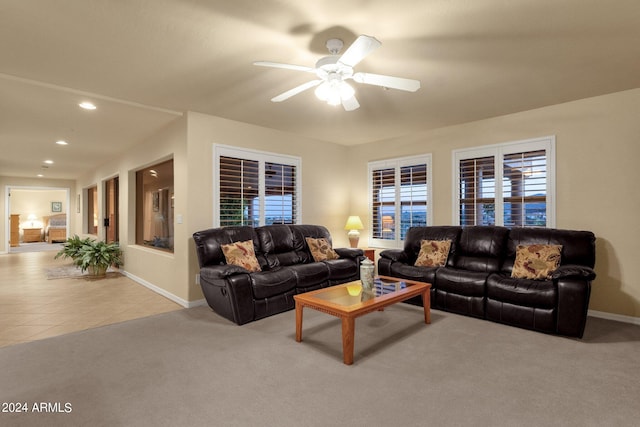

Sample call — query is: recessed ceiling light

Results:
[44,160,54,164]
[37,174,44,177]
[79,102,96,110]
[56,140,68,145]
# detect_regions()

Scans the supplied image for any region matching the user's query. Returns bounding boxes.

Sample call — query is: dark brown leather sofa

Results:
[378,226,596,338]
[193,224,364,325]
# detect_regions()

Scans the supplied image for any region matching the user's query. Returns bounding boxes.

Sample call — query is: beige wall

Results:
[185,112,352,301]
[75,116,189,302]
[3,89,638,320]
[347,88,640,318]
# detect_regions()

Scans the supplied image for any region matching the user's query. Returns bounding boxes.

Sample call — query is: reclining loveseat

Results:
[378,226,596,338]
[193,224,364,325]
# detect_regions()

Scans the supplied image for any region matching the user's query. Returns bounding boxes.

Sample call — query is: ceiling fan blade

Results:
[254,61,316,73]
[337,35,381,68]
[271,80,322,102]
[352,72,421,92]
[341,95,360,112]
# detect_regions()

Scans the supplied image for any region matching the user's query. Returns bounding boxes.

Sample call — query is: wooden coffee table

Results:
[294,275,431,365]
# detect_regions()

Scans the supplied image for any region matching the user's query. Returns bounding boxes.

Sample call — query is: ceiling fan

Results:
[254,35,421,111]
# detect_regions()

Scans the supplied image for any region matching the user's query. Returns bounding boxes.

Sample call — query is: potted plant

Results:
[55,235,123,277]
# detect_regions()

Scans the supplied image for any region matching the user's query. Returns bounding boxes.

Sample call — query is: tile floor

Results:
[0,248,183,348]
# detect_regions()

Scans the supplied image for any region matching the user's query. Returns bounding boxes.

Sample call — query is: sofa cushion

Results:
[256,225,303,269]
[505,227,596,271]
[415,240,451,267]
[511,244,562,280]
[323,259,359,282]
[436,268,488,297]
[383,263,438,285]
[487,274,557,308]
[221,240,262,272]
[287,262,330,291]
[249,268,297,299]
[193,226,261,268]
[453,226,509,272]
[403,226,462,266]
[306,237,340,262]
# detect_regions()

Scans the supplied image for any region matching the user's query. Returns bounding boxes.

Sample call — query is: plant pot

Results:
[88,265,108,277]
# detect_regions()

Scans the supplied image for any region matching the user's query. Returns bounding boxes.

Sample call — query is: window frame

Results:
[135,158,175,252]
[213,144,302,228]
[368,154,432,249]
[452,136,556,227]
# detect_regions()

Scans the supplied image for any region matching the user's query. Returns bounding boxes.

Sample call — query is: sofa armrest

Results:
[379,249,409,263]
[334,247,364,259]
[551,265,596,281]
[200,264,249,280]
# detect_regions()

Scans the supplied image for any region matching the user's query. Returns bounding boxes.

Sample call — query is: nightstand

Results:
[23,228,42,243]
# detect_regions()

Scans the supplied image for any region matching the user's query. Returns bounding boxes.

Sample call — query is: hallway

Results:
[0,250,182,348]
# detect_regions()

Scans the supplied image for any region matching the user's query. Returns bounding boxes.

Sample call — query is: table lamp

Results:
[27,214,37,227]
[344,215,364,248]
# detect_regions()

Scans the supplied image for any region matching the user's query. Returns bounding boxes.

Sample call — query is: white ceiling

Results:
[1,0,639,179]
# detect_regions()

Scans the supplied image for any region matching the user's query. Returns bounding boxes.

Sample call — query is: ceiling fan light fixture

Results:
[315,80,355,106]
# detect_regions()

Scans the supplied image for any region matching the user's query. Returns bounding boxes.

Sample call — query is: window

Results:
[454,136,555,227]
[369,155,432,248]
[215,145,301,227]
[136,159,174,252]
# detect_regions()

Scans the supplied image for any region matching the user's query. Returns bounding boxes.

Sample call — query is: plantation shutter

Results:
[264,162,297,225]
[369,155,431,247]
[399,164,428,239]
[454,136,554,227]
[502,149,548,227]
[458,156,495,226]
[371,167,396,239]
[219,156,259,226]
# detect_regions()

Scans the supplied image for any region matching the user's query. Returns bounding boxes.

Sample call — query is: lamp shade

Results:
[27,214,37,221]
[344,216,364,230]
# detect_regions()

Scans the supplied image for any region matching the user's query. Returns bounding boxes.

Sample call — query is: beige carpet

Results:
[1,305,639,427]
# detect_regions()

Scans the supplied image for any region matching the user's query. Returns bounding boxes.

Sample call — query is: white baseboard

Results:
[588,309,640,326]
[123,270,206,309]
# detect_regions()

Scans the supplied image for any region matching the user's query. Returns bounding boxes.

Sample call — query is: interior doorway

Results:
[104,177,119,243]
[6,186,70,253]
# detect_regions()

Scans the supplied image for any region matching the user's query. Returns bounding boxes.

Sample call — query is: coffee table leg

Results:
[341,317,355,365]
[295,302,303,342]
[422,289,431,324]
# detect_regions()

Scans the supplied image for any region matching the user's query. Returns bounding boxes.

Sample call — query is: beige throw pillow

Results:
[221,240,262,272]
[305,237,340,262]
[511,244,562,280]
[414,240,452,267]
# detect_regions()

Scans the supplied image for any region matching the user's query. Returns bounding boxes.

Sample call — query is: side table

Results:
[362,248,376,263]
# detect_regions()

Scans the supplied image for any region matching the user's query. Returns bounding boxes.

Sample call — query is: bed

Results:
[44,214,67,243]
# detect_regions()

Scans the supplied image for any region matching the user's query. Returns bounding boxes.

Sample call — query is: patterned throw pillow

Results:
[221,240,262,272]
[414,240,452,267]
[305,237,340,262]
[511,244,562,280]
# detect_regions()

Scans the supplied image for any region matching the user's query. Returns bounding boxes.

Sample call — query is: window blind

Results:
[371,167,396,239]
[459,156,495,226]
[216,146,301,228]
[503,150,547,227]
[264,162,297,225]
[455,136,554,227]
[219,156,259,226]
[369,154,431,247]
[399,164,427,239]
